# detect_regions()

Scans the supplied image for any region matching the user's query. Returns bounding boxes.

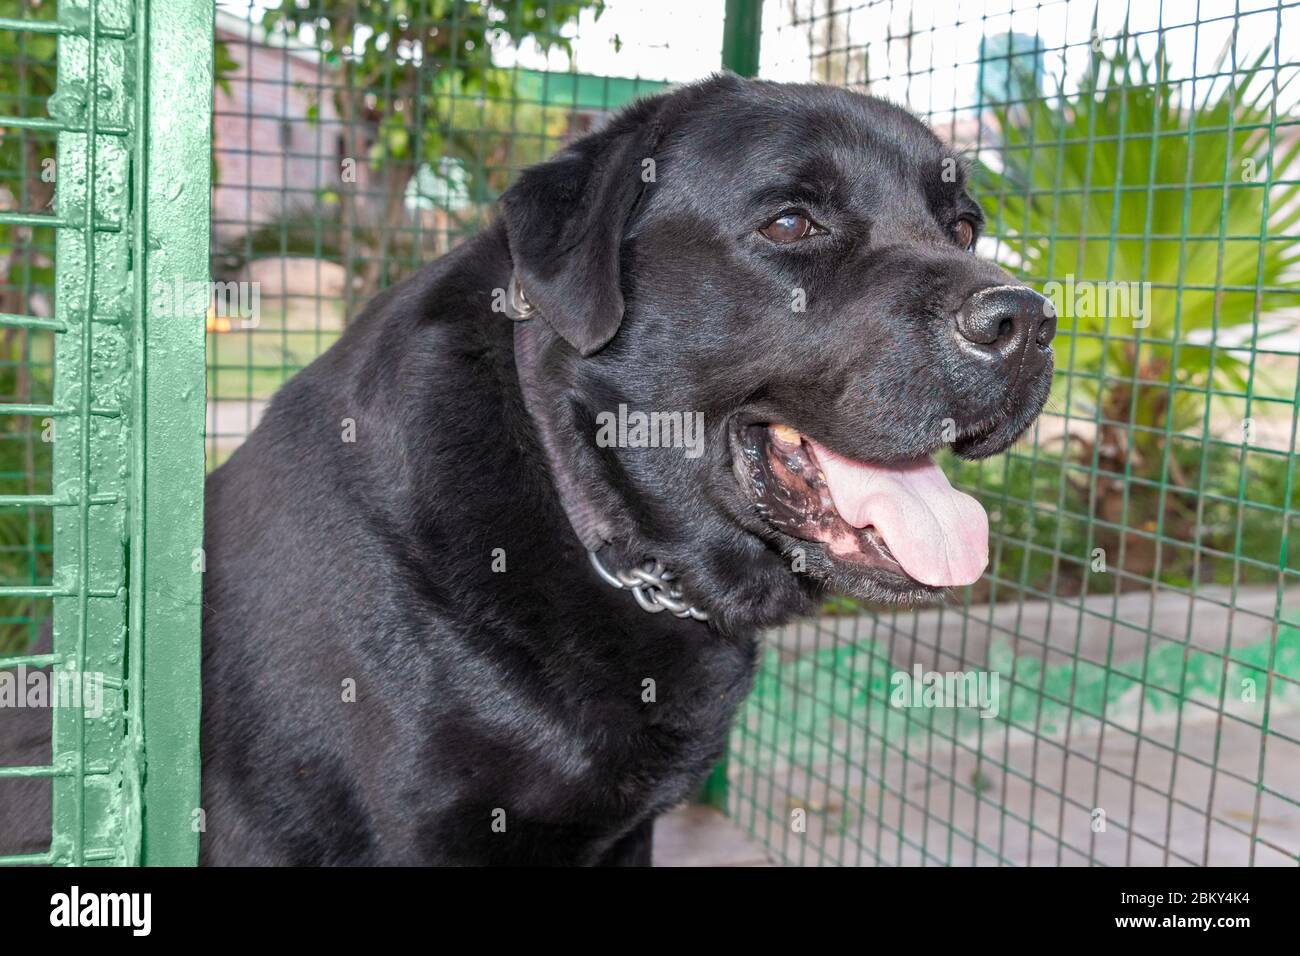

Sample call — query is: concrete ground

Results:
[654,804,775,866]
[722,585,1300,866]
[722,709,1300,867]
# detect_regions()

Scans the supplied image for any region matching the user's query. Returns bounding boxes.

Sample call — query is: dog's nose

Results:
[955,285,1056,357]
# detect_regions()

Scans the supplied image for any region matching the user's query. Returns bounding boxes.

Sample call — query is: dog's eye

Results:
[955,218,977,252]
[760,212,816,243]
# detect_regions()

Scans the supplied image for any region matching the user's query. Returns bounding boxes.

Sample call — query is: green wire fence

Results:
[2,0,1297,866]
[726,0,1300,866]
[205,0,690,463]
[0,0,207,865]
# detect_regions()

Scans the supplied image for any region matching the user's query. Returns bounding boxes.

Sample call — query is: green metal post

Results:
[699,755,730,811]
[705,0,763,815]
[135,0,211,866]
[721,0,762,77]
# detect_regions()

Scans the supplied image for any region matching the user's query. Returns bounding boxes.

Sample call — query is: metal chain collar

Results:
[505,273,535,321]
[512,272,705,622]
[588,549,709,621]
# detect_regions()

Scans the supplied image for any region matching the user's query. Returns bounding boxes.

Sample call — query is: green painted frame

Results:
[0,0,209,867]
[697,0,764,811]
[133,0,210,868]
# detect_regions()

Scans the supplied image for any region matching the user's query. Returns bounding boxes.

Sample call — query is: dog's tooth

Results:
[770,424,802,447]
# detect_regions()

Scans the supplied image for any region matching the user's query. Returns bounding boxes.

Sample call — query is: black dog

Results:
[4,75,1054,865]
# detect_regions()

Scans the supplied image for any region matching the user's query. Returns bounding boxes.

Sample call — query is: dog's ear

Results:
[500,97,667,357]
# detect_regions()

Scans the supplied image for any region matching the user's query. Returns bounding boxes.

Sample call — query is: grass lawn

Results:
[207,300,344,403]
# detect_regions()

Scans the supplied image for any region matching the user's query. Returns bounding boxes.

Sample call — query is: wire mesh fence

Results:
[0,0,58,864]
[0,3,55,665]
[2,0,1297,867]
[206,0,721,466]
[725,0,1300,866]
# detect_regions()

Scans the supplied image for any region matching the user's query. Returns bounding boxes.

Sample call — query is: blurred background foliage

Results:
[957,34,1299,602]
[0,0,55,652]
[214,0,605,313]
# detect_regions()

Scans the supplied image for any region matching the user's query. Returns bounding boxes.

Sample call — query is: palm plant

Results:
[975,34,1300,575]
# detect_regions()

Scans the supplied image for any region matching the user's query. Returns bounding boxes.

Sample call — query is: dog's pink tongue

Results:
[806,440,988,587]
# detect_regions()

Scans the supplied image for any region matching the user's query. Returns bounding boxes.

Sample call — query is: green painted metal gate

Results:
[3,0,1297,868]
[0,0,208,866]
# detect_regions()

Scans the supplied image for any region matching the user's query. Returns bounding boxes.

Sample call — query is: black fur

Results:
[2,76,1051,865]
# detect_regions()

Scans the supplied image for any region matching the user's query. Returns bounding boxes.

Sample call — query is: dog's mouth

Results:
[731,422,989,591]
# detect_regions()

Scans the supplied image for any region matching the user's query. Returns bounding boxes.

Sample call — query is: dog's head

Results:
[501,75,1055,630]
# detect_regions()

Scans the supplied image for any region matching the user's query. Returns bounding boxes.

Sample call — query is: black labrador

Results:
[3,75,1054,865]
